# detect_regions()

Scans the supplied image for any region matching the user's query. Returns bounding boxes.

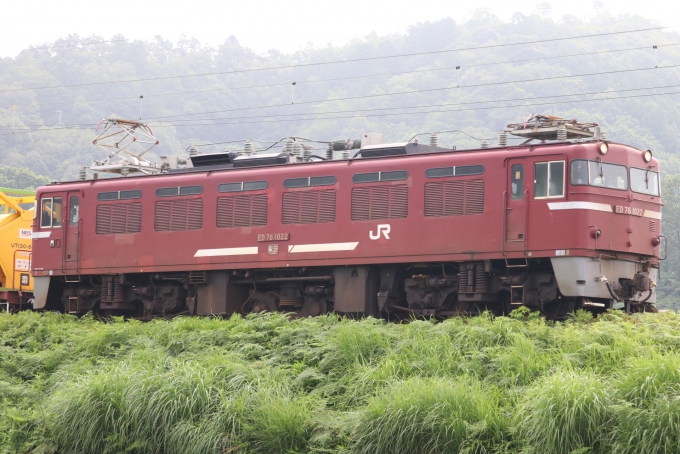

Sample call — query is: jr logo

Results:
[369,224,391,240]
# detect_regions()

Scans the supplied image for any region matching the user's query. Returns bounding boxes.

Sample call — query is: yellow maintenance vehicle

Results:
[0,188,35,311]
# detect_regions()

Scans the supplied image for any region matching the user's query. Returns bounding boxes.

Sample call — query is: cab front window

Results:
[570,159,628,190]
[630,167,660,196]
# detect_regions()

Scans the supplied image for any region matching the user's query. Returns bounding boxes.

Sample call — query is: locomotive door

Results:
[506,160,526,249]
[63,192,80,271]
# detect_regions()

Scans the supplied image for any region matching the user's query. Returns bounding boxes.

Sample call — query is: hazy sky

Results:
[0,0,674,57]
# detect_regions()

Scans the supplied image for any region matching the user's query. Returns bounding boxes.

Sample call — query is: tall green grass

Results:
[516,371,613,453]
[2,310,680,453]
[351,376,507,454]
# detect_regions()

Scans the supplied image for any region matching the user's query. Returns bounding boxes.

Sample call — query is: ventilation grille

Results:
[216,194,268,228]
[424,180,484,217]
[155,199,203,231]
[650,220,657,232]
[351,185,408,221]
[96,203,142,235]
[282,190,336,224]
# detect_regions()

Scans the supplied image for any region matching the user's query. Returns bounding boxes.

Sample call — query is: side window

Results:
[69,196,79,226]
[40,198,52,228]
[353,171,408,184]
[570,160,588,185]
[534,161,565,199]
[52,198,62,227]
[218,181,268,193]
[549,162,565,196]
[40,197,62,228]
[510,164,524,200]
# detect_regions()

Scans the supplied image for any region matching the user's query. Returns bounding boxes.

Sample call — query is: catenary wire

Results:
[141,63,680,121]
[2,80,679,130]
[2,87,678,135]
[154,82,680,124]
[0,26,664,94]
[145,89,680,127]
[2,41,677,110]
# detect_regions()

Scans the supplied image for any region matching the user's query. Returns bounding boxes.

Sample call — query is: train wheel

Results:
[499,291,512,316]
[630,302,658,314]
[251,298,277,313]
[295,299,328,318]
[541,297,576,320]
[644,303,659,313]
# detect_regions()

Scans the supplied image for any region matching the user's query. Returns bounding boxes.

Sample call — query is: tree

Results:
[0,166,50,190]
[657,175,680,309]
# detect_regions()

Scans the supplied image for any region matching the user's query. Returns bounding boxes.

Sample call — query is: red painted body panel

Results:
[31,142,662,277]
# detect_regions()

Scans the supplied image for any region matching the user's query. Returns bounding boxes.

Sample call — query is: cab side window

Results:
[534,161,565,199]
[69,196,79,226]
[510,164,524,200]
[40,197,62,228]
[570,160,588,185]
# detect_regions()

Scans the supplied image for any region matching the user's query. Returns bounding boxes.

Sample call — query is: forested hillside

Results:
[1,12,678,179]
[2,11,680,306]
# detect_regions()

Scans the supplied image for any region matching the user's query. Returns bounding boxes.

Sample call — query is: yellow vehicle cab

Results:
[0,188,35,310]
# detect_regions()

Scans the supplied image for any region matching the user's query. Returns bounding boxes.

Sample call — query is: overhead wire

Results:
[4,81,679,129]
[0,26,664,94]
[142,63,680,121]
[2,86,679,136]
[3,73,680,129]
[0,27,675,136]
[145,89,680,128]
[2,41,677,110]
[7,60,680,129]
[152,82,680,125]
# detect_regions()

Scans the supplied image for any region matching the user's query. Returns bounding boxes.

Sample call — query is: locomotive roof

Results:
[41,139,654,191]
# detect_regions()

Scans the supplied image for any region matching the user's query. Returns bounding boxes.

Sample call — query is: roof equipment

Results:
[90,118,161,175]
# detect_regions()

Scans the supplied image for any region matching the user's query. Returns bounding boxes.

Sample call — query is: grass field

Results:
[2,309,680,453]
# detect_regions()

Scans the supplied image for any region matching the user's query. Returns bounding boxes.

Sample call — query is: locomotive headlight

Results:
[599,142,608,155]
[643,150,653,163]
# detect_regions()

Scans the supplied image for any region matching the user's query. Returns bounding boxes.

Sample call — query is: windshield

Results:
[588,161,628,190]
[630,167,660,196]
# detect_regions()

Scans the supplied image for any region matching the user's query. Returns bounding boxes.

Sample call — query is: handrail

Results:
[523,190,528,256]
[588,225,600,250]
[76,217,82,272]
[659,234,668,261]
[501,191,507,256]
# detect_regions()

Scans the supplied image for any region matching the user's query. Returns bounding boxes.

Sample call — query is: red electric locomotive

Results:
[31,116,663,319]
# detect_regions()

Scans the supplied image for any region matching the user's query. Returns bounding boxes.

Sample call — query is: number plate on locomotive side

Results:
[614,205,643,216]
[258,233,290,242]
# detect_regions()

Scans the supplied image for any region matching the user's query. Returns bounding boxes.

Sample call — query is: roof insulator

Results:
[244,140,253,155]
[498,130,507,147]
[557,124,567,141]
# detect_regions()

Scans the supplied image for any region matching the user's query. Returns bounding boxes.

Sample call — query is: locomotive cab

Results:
[547,143,661,312]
